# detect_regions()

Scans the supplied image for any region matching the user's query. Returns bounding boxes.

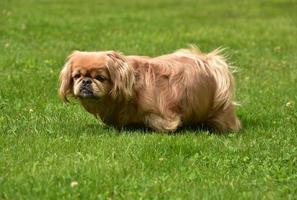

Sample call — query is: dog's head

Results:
[59,51,135,102]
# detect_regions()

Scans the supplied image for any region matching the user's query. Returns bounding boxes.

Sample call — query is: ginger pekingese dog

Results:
[59,46,241,133]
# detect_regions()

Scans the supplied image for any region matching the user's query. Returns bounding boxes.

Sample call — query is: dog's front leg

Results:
[144,114,181,133]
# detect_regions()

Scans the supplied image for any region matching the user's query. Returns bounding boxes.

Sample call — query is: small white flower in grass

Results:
[71,181,78,188]
[286,101,293,108]
[29,109,33,112]
[159,157,165,161]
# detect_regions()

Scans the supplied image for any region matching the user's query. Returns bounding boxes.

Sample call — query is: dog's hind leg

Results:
[206,104,241,133]
[144,114,181,133]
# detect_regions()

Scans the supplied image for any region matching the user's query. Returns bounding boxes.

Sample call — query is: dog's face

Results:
[59,51,135,102]
[71,53,112,99]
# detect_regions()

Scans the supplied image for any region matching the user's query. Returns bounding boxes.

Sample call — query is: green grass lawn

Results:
[1,0,297,199]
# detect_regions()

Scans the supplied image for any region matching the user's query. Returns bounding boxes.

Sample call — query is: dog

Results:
[59,46,241,133]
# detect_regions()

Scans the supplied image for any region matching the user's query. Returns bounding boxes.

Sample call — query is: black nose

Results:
[82,78,92,85]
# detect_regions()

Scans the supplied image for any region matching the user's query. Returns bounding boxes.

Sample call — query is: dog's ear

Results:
[59,51,77,102]
[106,51,135,100]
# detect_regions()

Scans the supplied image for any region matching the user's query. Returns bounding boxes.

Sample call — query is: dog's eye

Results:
[73,74,80,80]
[95,75,106,82]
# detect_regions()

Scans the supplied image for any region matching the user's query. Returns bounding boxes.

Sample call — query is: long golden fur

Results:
[59,46,241,133]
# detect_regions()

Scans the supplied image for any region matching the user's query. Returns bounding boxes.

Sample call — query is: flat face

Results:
[69,52,112,99]
[71,68,109,81]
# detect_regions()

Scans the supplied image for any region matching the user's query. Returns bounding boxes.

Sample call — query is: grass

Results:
[0,0,297,199]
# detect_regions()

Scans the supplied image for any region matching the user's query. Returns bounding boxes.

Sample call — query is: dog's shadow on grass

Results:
[83,114,264,135]
[83,123,216,135]
[83,123,151,135]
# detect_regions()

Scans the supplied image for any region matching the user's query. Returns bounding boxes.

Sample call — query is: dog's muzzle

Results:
[79,78,94,98]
